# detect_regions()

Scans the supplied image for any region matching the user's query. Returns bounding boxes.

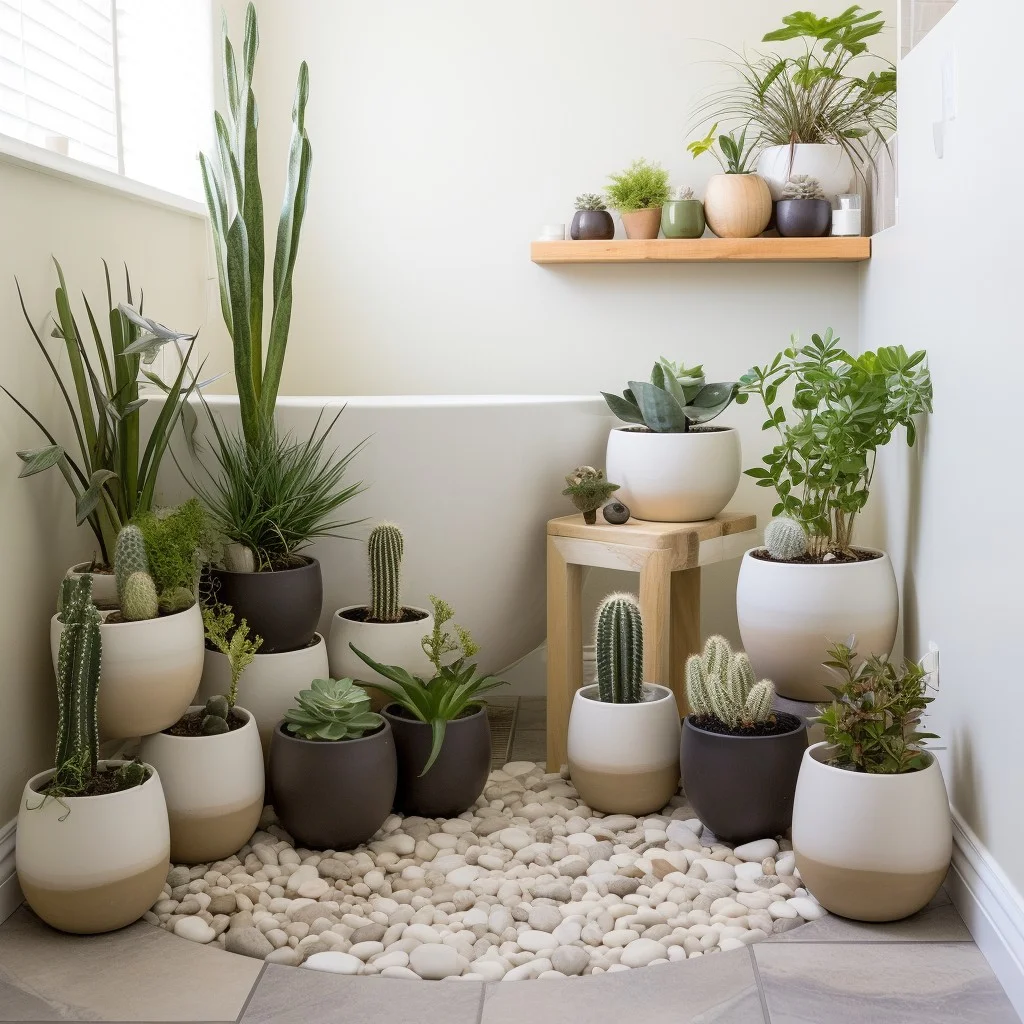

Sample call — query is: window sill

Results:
[0,133,207,219]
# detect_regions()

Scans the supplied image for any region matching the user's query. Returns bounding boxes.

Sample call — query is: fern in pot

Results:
[604,159,671,239]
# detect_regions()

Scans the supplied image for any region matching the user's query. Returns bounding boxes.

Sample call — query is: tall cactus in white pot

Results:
[567,593,681,815]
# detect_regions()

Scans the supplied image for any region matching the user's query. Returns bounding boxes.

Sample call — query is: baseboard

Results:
[948,809,1024,1020]
[0,817,22,926]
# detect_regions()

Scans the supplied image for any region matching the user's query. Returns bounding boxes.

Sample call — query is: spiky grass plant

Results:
[595,593,643,704]
[605,159,671,211]
[686,635,775,731]
[368,522,404,622]
[283,677,383,741]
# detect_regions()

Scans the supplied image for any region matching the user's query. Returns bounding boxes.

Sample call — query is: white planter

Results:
[16,761,170,934]
[67,562,118,607]
[50,603,204,740]
[196,634,329,759]
[605,426,740,523]
[757,144,855,202]
[139,706,264,864]
[328,605,435,690]
[567,684,681,815]
[792,742,951,921]
[736,548,898,702]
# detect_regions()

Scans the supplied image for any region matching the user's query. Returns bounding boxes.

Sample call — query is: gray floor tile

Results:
[769,902,970,943]
[515,698,546,731]
[753,942,1018,1023]
[510,729,546,762]
[0,906,260,1022]
[0,976,69,1022]
[480,949,764,1024]
[240,964,484,1023]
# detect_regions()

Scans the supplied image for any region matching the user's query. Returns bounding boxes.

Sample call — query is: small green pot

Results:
[661,200,706,239]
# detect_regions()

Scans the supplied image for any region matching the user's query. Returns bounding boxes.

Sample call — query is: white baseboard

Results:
[948,810,1024,1020]
[0,817,22,926]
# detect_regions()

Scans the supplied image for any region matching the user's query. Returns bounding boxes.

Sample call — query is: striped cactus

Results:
[55,575,101,777]
[686,635,776,729]
[369,523,404,623]
[595,593,643,704]
[764,516,808,561]
[115,524,158,621]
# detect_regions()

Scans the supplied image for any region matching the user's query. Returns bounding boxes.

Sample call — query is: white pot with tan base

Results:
[139,707,264,864]
[736,547,898,702]
[66,563,118,607]
[50,603,204,740]
[792,742,952,921]
[703,173,772,238]
[16,761,170,934]
[567,684,681,815]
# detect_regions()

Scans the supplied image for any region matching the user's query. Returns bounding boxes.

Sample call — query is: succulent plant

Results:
[603,501,630,525]
[201,694,231,735]
[369,522,403,623]
[782,174,826,201]
[562,467,620,524]
[686,635,775,730]
[764,516,808,560]
[595,593,643,704]
[575,193,607,212]
[674,186,696,201]
[283,677,384,741]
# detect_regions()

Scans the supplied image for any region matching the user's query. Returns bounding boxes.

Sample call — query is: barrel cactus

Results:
[114,525,149,602]
[686,635,775,730]
[595,593,643,704]
[764,516,808,561]
[369,522,404,623]
[782,175,826,201]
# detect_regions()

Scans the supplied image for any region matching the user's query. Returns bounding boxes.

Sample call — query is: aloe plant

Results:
[200,1,312,448]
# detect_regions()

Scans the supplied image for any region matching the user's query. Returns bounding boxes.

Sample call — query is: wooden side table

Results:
[546,511,758,772]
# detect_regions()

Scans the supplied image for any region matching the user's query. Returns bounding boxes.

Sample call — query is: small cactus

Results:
[595,593,643,704]
[674,185,695,201]
[159,586,196,616]
[764,516,808,561]
[369,523,404,623]
[686,635,775,729]
[201,694,231,735]
[575,193,607,212]
[782,174,826,201]
[562,466,620,525]
[114,524,149,604]
[54,575,101,779]
[121,571,159,621]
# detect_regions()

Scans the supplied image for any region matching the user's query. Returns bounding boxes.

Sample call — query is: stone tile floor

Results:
[0,696,1017,1023]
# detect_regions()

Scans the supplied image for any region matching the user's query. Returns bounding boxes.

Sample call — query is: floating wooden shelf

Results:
[531,236,871,264]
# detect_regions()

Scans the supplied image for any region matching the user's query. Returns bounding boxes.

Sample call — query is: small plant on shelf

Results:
[686,635,775,732]
[782,175,826,201]
[687,125,758,174]
[675,186,696,200]
[594,593,644,704]
[283,677,384,741]
[574,193,607,211]
[604,159,671,211]
[561,466,619,524]
[368,522,407,623]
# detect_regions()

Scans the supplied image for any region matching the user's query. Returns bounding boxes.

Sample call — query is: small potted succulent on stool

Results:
[681,636,807,842]
[661,186,706,238]
[567,593,680,814]
[776,175,832,237]
[605,158,671,239]
[571,193,615,240]
[269,677,397,850]
[562,466,619,524]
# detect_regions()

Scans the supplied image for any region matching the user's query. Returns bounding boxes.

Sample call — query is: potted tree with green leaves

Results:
[687,127,771,238]
[737,332,933,700]
[604,159,671,239]
[793,642,951,921]
[602,357,742,521]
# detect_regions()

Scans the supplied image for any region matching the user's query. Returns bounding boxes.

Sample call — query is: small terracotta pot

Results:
[570,210,615,240]
[703,174,772,238]
[619,207,662,240]
[776,198,833,237]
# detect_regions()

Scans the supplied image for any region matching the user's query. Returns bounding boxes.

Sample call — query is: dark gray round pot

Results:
[570,210,615,240]
[268,719,397,850]
[206,558,322,653]
[384,704,491,817]
[776,198,833,237]
[680,713,808,843]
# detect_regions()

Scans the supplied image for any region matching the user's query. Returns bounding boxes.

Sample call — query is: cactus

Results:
[159,586,196,616]
[686,635,775,730]
[114,524,149,603]
[674,186,695,201]
[562,467,619,525]
[369,522,404,623]
[121,571,159,621]
[575,193,607,212]
[782,174,826,201]
[201,694,231,735]
[595,593,643,704]
[54,576,101,780]
[764,516,808,561]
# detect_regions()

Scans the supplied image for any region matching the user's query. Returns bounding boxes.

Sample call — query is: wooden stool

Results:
[545,511,758,772]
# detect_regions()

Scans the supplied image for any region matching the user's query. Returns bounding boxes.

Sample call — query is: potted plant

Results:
[687,127,772,239]
[327,523,434,702]
[350,596,506,817]
[776,175,832,237]
[561,466,619,525]
[139,604,264,864]
[567,593,680,814]
[793,642,951,921]
[570,193,615,240]
[691,7,896,201]
[18,575,170,934]
[1,261,201,604]
[602,357,741,521]
[736,332,933,701]
[604,159,671,239]
[50,503,207,739]
[680,636,806,842]
[269,678,397,849]
[661,186,706,239]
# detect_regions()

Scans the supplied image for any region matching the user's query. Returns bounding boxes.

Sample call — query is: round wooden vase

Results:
[703,174,772,239]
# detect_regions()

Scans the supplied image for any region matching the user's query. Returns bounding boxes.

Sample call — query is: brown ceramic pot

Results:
[570,209,615,240]
[619,207,662,240]
[776,198,833,237]
[384,704,490,817]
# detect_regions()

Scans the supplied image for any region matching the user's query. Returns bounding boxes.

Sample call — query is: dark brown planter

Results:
[268,719,397,849]
[206,558,322,653]
[776,198,832,237]
[384,704,490,817]
[680,713,807,843]
[570,210,615,240]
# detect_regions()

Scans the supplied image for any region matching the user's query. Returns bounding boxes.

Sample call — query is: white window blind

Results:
[0,0,211,200]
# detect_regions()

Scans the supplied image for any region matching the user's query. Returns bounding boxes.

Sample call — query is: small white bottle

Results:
[832,194,862,237]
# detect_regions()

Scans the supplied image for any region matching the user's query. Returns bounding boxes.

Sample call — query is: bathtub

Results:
[155,394,613,675]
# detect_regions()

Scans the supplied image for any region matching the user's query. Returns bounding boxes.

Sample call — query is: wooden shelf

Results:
[531,236,871,264]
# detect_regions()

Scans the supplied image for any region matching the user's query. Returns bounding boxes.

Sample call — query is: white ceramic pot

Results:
[50,603,204,740]
[605,426,740,522]
[196,635,329,759]
[16,761,170,934]
[792,742,951,921]
[328,605,435,687]
[567,684,681,815]
[67,562,118,607]
[139,706,264,864]
[736,547,899,702]
[757,144,855,202]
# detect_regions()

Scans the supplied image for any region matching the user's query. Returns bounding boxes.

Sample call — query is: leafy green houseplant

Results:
[687,126,772,239]
[605,159,671,239]
[687,125,759,175]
